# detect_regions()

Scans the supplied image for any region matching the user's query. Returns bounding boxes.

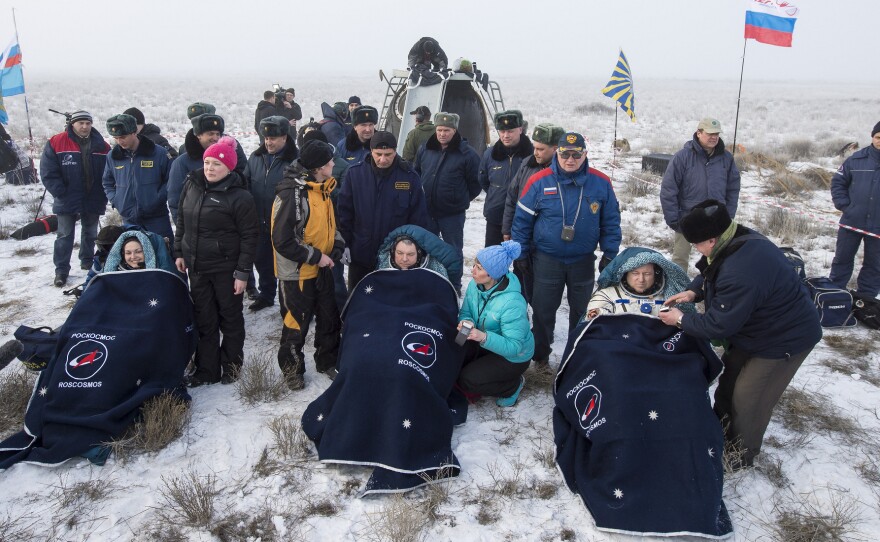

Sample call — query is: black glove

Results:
[598,255,612,273]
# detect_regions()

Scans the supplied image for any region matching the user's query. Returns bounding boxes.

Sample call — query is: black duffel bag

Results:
[851,292,880,330]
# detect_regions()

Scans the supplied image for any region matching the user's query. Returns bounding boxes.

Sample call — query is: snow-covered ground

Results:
[1,76,879,541]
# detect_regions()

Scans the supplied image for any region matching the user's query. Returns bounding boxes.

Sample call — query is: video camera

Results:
[48,108,73,126]
[272,83,288,103]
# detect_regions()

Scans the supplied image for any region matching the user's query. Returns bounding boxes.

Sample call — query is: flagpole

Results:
[11,7,37,186]
[732,38,747,157]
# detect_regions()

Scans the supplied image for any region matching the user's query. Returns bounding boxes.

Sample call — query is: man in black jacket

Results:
[254,91,278,144]
[245,116,300,311]
[123,107,178,159]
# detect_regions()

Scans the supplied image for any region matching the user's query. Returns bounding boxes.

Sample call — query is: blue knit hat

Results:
[476,241,522,280]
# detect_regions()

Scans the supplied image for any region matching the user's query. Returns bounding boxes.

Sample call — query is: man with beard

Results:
[244,116,300,311]
[336,130,428,289]
[40,110,110,287]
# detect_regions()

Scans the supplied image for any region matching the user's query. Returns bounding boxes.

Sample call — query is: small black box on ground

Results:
[642,153,673,175]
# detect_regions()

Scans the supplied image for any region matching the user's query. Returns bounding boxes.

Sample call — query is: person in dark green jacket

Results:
[456,240,534,407]
[401,106,434,162]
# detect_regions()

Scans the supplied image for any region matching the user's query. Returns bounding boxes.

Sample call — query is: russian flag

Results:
[0,39,25,97]
[744,0,798,47]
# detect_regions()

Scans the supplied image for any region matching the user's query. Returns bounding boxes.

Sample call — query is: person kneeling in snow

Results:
[456,241,534,407]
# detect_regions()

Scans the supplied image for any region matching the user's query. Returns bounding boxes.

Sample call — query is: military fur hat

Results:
[106,114,138,137]
[494,110,524,131]
[680,199,733,244]
[192,114,225,136]
[260,116,289,138]
[351,105,378,126]
[187,102,216,120]
[434,112,459,130]
[532,123,565,146]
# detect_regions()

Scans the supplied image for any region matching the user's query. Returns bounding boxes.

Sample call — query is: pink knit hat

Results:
[203,136,238,171]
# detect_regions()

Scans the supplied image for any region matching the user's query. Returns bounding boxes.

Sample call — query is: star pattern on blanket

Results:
[136,379,142,386]
[613,488,624,499]
[317,413,324,422]
[648,410,658,421]
[38,386,48,397]
[622,334,629,339]
[364,285,374,294]
[149,298,158,307]
[402,419,411,429]
[708,447,715,458]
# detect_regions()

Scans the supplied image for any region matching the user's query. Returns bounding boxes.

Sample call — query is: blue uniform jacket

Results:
[337,156,429,268]
[102,136,171,224]
[831,145,880,234]
[512,156,621,264]
[244,138,298,233]
[683,226,822,358]
[660,136,741,229]
[40,126,110,215]
[335,130,370,167]
[479,136,533,225]
[413,132,481,218]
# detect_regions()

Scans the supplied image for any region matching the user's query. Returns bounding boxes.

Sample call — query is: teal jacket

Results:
[459,272,534,363]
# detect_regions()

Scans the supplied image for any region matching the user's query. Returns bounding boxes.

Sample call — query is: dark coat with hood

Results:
[831,144,880,233]
[244,137,299,233]
[254,100,277,134]
[319,102,349,147]
[140,124,178,159]
[413,131,481,218]
[336,155,429,268]
[167,130,247,222]
[41,125,111,215]
[682,225,822,358]
[479,135,533,225]
[103,136,172,224]
[660,135,741,230]
[173,169,259,279]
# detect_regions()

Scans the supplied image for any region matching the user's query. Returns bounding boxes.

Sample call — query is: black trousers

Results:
[189,270,245,382]
[457,341,528,398]
[347,261,373,292]
[484,220,504,248]
[278,268,340,375]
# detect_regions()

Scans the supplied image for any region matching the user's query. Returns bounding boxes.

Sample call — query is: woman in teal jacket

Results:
[457,240,534,407]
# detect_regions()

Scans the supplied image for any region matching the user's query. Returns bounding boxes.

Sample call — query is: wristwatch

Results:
[675,315,683,329]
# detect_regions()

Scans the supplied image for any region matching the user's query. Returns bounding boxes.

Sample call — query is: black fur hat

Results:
[300,140,335,170]
[192,114,225,136]
[260,116,289,138]
[872,121,880,138]
[680,199,732,243]
[351,105,378,126]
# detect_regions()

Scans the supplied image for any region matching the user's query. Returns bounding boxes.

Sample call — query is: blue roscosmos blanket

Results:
[0,269,195,469]
[553,314,732,539]
[302,268,465,495]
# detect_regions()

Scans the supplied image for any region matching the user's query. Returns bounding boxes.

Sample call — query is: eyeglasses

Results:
[558,151,584,160]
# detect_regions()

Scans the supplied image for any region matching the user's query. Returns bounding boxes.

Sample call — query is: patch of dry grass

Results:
[776,387,866,446]
[158,469,219,528]
[768,487,863,542]
[237,351,288,404]
[0,367,37,438]
[108,392,190,462]
[358,494,428,542]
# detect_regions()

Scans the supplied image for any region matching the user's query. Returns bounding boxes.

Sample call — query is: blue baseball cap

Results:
[558,132,586,151]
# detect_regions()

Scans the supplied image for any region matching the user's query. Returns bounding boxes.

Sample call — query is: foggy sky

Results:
[1,0,877,82]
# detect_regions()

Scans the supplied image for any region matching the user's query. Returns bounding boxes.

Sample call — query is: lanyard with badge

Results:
[557,181,584,242]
